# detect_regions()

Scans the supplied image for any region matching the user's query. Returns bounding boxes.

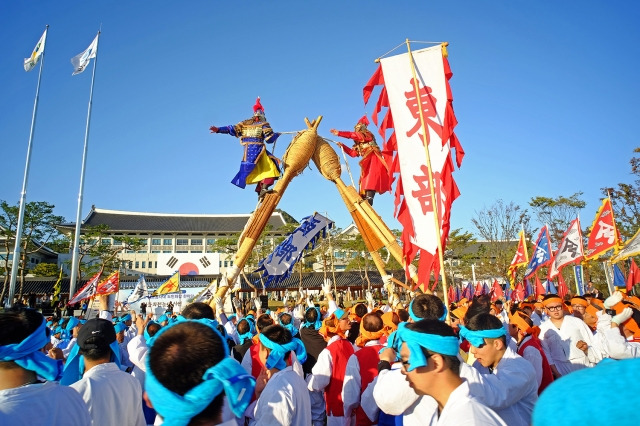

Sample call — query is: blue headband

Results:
[408,299,448,323]
[278,314,299,337]
[46,321,53,328]
[303,307,322,330]
[258,333,307,370]
[121,314,132,322]
[458,325,507,348]
[60,337,121,385]
[158,315,168,323]
[66,317,80,331]
[237,318,256,343]
[0,317,63,382]
[114,322,127,334]
[391,323,459,372]
[144,322,157,345]
[145,318,255,425]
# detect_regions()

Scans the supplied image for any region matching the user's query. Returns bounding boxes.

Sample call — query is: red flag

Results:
[95,271,120,296]
[448,285,457,303]
[627,259,640,292]
[535,275,546,298]
[68,268,103,305]
[557,274,569,299]
[513,282,525,302]
[491,280,504,302]
[585,198,619,260]
[475,282,484,296]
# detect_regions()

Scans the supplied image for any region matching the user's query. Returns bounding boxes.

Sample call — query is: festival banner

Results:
[524,226,553,278]
[152,271,181,296]
[364,43,464,287]
[193,279,218,303]
[95,271,120,295]
[51,267,63,306]
[611,226,640,263]
[508,230,529,287]
[585,198,619,260]
[574,265,585,296]
[24,28,47,72]
[549,218,584,279]
[71,33,99,75]
[125,275,149,304]
[68,268,103,305]
[256,213,333,287]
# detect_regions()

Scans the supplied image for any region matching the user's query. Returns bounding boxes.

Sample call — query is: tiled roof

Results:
[11,270,405,295]
[57,207,296,234]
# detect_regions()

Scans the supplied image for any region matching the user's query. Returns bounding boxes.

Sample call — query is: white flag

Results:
[24,29,47,72]
[126,275,148,304]
[611,226,640,262]
[380,45,450,255]
[68,269,102,305]
[71,34,99,75]
[194,279,218,303]
[549,219,584,278]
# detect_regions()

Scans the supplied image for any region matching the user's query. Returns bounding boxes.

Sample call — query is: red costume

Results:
[332,115,391,205]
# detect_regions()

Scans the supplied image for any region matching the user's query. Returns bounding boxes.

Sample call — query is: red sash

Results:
[354,345,383,425]
[325,339,355,417]
[518,335,554,394]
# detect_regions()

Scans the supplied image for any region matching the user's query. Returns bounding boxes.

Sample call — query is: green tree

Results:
[529,192,586,243]
[0,200,65,301]
[444,228,477,285]
[30,262,61,277]
[471,200,532,280]
[70,224,145,280]
[605,147,640,239]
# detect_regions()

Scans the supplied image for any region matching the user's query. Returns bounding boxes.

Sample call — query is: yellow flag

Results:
[152,271,180,296]
[51,267,63,306]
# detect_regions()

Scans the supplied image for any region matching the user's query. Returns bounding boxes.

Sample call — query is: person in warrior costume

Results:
[331,115,391,205]
[210,97,281,198]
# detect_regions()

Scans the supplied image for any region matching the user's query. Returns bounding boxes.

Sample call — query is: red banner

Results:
[585,198,619,260]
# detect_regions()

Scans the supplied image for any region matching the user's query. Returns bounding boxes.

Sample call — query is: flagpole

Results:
[405,39,450,312]
[69,32,100,299]
[606,189,621,256]
[7,25,49,309]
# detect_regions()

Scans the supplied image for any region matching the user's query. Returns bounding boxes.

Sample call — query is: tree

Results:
[70,224,145,281]
[444,228,477,284]
[0,200,65,301]
[529,192,586,243]
[471,200,532,280]
[30,262,60,277]
[605,147,640,239]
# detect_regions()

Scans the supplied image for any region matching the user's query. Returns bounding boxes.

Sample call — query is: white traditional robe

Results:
[436,380,507,426]
[0,381,91,426]
[539,315,600,376]
[246,366,312,425]
[70,362,146,426]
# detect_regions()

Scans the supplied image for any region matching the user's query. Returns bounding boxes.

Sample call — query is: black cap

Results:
[77,318,116,350]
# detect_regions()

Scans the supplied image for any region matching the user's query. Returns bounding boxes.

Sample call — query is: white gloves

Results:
[366,290,374,305]
[605,291,623,309]
[232,297,242,311]
[215,296,224,314]
[293,305,304,320]
[322,279,333,295]
[306,295,315,309]
[612,307,633,325]
[382,274,392,287]
[254,297,262,311]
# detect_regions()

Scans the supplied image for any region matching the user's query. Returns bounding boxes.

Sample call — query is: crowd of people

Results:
[1,278,640,425]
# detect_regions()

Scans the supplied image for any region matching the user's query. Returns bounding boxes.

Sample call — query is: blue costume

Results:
[210,98,281,195]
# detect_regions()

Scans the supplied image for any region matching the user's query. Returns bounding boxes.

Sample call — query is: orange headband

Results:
[319,312,347,340]
[355,314,385,347]
[509,311,534,335]
[570,298,589,308]
[542,296,563,307]
[380,311,399,335]
[451,306,468,320]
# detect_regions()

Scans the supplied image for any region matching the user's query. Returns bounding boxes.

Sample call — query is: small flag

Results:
[557,274,569,299]
[126,275,148,304]
[491,280,504,302]
[152,271,180,296]
[71,33,99,75]
[627,259,640,293]
[524,226,553,278]
[95,271,120,295]
[194,279,217,303]
[613,264,626,289]
[24,29,47,72]
[68,268,103,305]
[611,227,640,262]
[51,267,63,306]
[535,275,546,297]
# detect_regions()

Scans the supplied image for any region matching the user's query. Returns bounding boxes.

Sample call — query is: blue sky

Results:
[1,1,639,240]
